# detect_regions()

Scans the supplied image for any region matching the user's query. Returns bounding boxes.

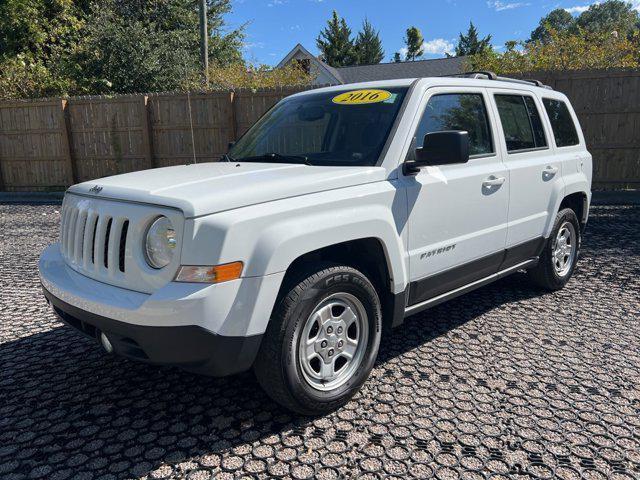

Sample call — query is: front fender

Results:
[250,205,407,294]
[182,182,408,295]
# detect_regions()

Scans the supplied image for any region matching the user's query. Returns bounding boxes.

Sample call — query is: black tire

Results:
[528,207,581,291]
[253,263,382,415]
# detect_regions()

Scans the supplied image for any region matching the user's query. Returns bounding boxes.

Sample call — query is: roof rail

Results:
[444,71,552,90]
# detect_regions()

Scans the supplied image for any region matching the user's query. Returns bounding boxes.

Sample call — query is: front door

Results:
[402,87,510,306]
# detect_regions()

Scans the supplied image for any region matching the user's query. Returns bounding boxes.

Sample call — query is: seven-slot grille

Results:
[61,205,130,274]
[58,193,183,294]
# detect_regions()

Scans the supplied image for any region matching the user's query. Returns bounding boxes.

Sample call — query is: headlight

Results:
[145,216,176,269]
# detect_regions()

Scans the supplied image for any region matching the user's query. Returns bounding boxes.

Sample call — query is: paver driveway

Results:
[1,202,639,480]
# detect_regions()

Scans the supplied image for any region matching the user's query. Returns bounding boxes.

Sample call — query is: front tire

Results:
[528,207,581,290]
[254,263,382,415]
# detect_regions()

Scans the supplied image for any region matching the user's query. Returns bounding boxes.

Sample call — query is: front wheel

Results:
[254,263,382,415]
[528,207,581,290]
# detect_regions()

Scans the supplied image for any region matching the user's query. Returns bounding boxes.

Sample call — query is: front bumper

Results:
[43,287,262,376]
[38,244,284,375]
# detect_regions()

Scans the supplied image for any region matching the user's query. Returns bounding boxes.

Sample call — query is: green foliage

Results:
[469,28,640,74]
[0,55,75,99]
[455,22,492,56]
[0,0,87,97]
[404,26,424,61]
[0,0,244,98]
[0,0,86,58]
[528,1,640,43]
[316,10,355,67]
[392,52,402,63]
[74,0,244,94]
[354,19,384,65]
[186,62,314,91]
[574,0,640,36]
[529,9,574,43]
[75,8,195,93]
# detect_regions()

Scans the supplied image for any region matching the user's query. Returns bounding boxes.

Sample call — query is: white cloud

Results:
[565,5,590,14]
[487,1,530,11]
[422,38,455,55]
[398,38,455,59]
[565,1,640,14]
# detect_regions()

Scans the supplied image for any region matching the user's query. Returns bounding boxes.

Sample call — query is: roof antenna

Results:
[186,89,197,164]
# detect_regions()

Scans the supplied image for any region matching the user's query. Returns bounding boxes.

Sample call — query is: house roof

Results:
[334,56,467,84]
[276,43,342,83]
[277,44,468,84]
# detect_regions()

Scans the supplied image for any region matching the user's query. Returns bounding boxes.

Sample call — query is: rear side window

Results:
[542,98,580,147]
[495,94,547,152]
[413,93,493,157]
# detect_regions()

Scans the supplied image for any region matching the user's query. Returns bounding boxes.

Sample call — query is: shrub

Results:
[468,28,640,74]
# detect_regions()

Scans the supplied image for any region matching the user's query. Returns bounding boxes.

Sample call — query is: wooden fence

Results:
[0,86,307,191]
[0,70,639,191]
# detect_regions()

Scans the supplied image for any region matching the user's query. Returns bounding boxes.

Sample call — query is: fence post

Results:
[60,99,78,185]
[141,96,156,168]
[0,152,5,191]
[229,90,239,142]
[0,105,5,188]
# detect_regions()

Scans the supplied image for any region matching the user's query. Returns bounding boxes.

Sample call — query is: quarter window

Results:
[543,98,580,147]
[412,93,494,157]
[495,95,548,152]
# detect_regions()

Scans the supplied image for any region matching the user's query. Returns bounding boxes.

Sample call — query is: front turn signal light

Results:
[175,262,243,283]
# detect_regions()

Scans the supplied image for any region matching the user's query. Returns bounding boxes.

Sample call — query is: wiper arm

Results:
[236,152,311,165]
[221,153,235,162]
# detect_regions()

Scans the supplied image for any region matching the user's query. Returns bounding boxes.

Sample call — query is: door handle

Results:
[542,165,559,181]
[482,176,506,187]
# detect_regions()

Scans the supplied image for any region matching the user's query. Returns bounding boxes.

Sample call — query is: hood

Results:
[67,162,387,217]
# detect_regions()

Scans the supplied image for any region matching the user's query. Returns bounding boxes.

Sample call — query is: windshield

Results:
[229,87,409,167]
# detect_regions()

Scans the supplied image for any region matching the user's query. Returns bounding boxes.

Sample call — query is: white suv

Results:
[39,74,592,414]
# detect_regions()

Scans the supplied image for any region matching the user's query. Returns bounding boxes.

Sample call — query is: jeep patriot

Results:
[39,73,592,414]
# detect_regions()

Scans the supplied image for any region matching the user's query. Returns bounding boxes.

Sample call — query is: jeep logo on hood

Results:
[89,185,103,194]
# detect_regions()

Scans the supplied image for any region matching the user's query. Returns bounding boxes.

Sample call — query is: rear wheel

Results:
[528,208,581,290]
[254,263,382,415]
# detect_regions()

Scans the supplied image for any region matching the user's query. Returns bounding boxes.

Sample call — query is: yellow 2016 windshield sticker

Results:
[332,89,392,105]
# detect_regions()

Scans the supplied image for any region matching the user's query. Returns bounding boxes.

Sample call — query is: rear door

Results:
[402,87,510,306]
[489,90,560,266]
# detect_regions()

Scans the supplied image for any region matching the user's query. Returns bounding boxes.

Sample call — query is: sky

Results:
[226,0,640,66]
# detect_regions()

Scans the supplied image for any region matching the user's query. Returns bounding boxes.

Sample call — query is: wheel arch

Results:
[276,238,406,335]
[559,191,589,231]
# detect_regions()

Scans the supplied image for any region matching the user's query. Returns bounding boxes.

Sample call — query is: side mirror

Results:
[404,131,470,175]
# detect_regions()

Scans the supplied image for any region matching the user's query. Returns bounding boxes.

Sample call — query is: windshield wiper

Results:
[236,152,311,165]
[221,153,235,162]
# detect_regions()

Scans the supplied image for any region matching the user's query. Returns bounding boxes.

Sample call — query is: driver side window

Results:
[409,93,494,160]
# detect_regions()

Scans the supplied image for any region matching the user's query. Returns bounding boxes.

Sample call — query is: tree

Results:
[574,0,640,36]
[316,10,355,67]
[468,28,640,74]
[353,19,384,65]
[190,62,314,91]
[73,0,244,94]
[529,9,574,43]
[455,22,492,56]
[393,52,402,62]
[0,0,88,59]
[0,0,245,97]
[404,26,424,61]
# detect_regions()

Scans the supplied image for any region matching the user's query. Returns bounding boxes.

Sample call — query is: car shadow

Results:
[0,271,549,479]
